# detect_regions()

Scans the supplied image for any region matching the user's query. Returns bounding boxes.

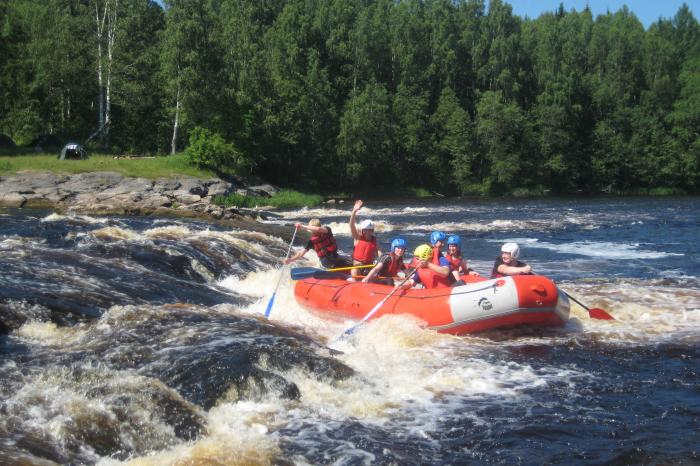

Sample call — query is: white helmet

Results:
[359,219,374,230]
[501,242,520,259]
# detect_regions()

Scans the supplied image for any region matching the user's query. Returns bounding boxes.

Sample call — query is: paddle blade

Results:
[291,267,349,280]
[264,293,276,318]
[290,267,321,280]
[588,308,614,320]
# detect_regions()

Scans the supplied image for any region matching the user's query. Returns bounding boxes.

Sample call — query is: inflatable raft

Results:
[294,274,570,335]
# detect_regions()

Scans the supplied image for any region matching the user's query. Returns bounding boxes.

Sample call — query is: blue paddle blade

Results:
[264,292,276,318]
[290,267,349,280]
[290,267,321,280]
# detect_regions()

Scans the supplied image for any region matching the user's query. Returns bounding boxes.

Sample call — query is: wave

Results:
[494,238,684,260]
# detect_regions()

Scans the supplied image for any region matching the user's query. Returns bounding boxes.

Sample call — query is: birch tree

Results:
[95,0,118,145]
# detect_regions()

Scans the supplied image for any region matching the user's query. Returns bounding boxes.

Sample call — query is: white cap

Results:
[359,219,374,230]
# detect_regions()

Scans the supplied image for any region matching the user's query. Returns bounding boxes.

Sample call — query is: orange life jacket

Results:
[352,236,378,263]
[415,265,452,288]
[445,253,465,272]
[310,228,338,258]
[431,246,442,265]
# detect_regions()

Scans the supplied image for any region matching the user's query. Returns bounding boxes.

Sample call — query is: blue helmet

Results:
[430,231,446,245]
[391,237,407,251]
[447,235,461,247]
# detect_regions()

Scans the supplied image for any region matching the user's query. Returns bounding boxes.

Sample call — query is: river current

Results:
[1,197,698,465]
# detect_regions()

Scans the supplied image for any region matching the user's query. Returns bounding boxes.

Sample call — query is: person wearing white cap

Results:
[491,242,533,277]
[349,199,381,281]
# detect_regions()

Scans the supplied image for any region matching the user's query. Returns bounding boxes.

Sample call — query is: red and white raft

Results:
[294,274,570,335]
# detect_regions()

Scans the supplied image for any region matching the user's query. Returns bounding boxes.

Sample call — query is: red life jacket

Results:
[352,236,378,263]
[415,265,451,288]
[310,228,338,258]
[431,246,442,265]
[445,253,465,272]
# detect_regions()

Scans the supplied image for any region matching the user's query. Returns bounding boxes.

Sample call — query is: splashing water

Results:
[1,197,699,465]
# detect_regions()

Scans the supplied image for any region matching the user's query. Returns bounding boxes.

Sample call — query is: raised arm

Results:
[349,200,362,241]
[295,222,328,235]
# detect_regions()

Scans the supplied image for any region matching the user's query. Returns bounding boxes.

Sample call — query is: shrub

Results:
[185,126,250,173]
[214,189,323,209]
[2,107,42,146]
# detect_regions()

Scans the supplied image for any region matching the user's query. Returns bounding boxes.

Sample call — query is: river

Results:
[1,197,698,465]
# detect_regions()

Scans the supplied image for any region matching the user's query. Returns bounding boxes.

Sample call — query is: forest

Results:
[0,0,698,195]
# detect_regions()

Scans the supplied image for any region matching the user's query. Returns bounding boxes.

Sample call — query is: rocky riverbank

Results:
[0,171,291,235]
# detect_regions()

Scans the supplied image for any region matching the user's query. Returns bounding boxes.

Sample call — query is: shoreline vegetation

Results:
[1,1,698,200]
[0,152,690,213]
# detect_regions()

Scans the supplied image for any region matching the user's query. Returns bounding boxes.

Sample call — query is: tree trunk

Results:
[171,82,181,155]
[95,0,117,148]
[96,2,106,143]
[105,0,118,142]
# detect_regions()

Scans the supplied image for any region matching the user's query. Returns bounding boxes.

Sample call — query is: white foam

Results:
[15,321,87,346]
[561,279,700,344]
[102,401,280,465]
[41,213,109,224]
[493,238,683,260]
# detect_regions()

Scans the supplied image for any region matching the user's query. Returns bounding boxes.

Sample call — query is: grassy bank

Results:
[0,151,325,209]
[214,190,323,209]
[0,152,217,179]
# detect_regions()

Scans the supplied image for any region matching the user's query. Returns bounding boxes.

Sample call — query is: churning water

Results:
[1,197,698,465]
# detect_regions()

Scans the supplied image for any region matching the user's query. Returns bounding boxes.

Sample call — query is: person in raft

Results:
[349,199,381,281]
[399,244,452,289]
[444,235,480,285]
[491,242,532,277]
[361,237,408,285]
[428,231,447,264]
[283,219,351,269]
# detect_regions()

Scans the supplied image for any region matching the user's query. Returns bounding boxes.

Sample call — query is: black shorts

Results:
[320,254,352,269]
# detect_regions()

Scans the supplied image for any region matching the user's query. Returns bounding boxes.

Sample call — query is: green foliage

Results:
[1,105,42,146]
[337,81,393,186]
[185,126,249,173]
[1,0,699,195]
[475,90,530,192]
[214,189,323,209]
[430,86,474,194]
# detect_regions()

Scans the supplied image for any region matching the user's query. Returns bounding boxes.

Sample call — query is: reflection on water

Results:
[1,197,699,465]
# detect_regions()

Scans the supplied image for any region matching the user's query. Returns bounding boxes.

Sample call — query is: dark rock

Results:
[0,171,283,226]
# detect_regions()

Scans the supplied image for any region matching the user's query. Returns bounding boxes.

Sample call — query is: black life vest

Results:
[383,253,404,276]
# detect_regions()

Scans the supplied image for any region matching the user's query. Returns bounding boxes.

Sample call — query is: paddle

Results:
[264,227,298,318]
[292,267,404,282]
[327,264,375,272]
[533,271,615,321]
[564,291,614,320]
[291,267,349,280]
[342,268,416,335]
